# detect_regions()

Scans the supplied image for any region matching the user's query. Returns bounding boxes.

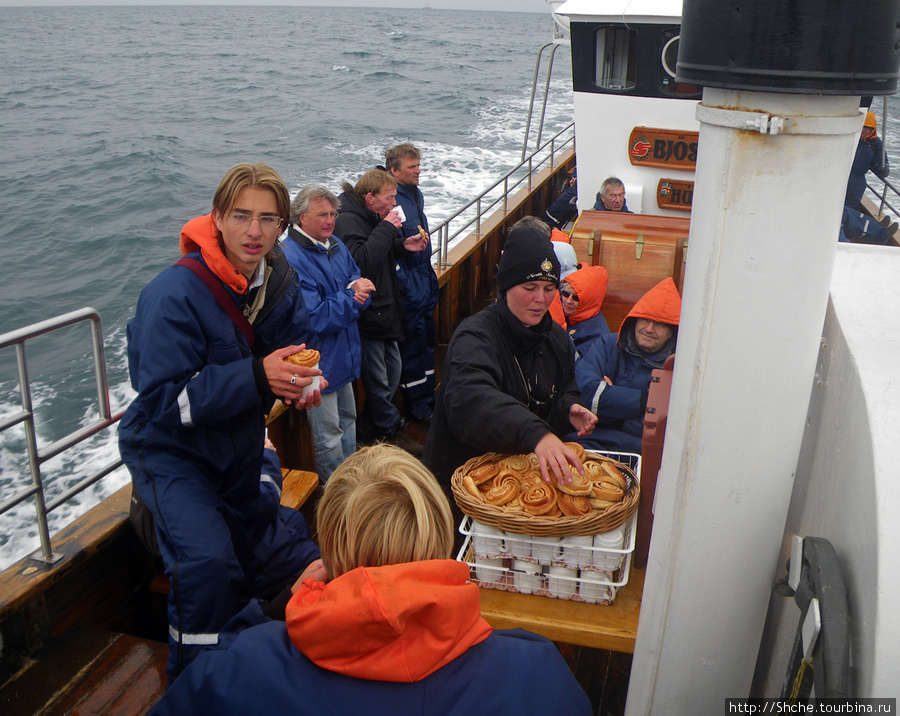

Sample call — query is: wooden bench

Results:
[477,567,644,653]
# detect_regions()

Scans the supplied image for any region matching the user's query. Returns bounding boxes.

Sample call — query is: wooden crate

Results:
[570,211,689,333]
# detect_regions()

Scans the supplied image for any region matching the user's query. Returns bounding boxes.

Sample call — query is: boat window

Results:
[658,29,702,98]
[595,27,636,92]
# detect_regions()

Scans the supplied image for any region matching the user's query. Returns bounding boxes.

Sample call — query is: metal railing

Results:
[430,122,575,268]
[869,174,900,221]
[0,308,124,563]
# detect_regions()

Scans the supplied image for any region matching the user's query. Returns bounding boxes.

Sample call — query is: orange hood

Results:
[564,265,608,325]
[549,293,566,329]
[285,560,492,683]
[179,213,248,295]
[619,276,681,334]
[550,227,571,243]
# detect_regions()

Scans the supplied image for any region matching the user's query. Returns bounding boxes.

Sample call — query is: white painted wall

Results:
[572,92,698,216]
[754,245,900,697]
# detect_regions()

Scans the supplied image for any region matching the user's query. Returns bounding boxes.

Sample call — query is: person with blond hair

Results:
[119,163,323,681]
[152,444,592,715]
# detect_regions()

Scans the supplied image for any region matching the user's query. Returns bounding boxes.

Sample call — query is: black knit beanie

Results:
[496,227,561,293]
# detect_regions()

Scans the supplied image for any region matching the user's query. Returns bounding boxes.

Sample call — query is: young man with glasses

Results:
[119,163,323,681]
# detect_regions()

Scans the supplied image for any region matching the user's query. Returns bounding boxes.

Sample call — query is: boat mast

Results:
[628,1,900,711]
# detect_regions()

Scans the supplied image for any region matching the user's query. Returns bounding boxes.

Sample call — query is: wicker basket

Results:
[450,451,640,537]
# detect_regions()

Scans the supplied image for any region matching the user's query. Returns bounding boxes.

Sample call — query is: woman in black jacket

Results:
[423,227,597,532]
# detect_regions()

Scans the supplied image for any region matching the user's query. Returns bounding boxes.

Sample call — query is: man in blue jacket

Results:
[840,111,895,244]
[386,143,440,424]
[541,169,578,228]
[592,176,631,213]
[282,185,375,483]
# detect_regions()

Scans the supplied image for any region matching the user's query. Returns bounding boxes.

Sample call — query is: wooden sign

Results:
[628,128,699,171]
[657,179,694,211]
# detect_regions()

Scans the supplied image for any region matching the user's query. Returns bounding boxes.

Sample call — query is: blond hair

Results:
[317,444,453,578]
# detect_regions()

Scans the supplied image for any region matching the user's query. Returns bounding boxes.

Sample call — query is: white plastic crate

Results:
[455,450,640,605]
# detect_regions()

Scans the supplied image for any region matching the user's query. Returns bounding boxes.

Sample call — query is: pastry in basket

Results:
[598,461,628,491]
[481,477,518,506]
[591,481,625,502]
[558,492,592,517]
[520,483,559,516]
[499,496,524,512]
[583,459,628,492]
[519,473,540,492]
[468,462,501,486]
[283,348,320,368]
[503,455,531,473]
[556,466,593,496]
[564,442,587,461]
[589,497,617,509]
[462,474,483,501]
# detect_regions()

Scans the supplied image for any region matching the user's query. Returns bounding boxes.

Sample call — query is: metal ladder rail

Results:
[0,308,124,564]
[522,39,565,162]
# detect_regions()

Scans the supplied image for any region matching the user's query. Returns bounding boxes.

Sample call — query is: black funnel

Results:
[676,0,900,95]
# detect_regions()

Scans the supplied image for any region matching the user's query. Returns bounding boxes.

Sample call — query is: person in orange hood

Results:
[560,264,610,363]
[575,277,681,454]
[151,444,592,716]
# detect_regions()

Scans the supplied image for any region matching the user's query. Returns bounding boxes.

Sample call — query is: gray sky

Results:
[0,0,552,10]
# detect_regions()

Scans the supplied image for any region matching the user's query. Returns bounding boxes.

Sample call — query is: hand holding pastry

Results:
[403,232,428,252]
[264,345,324,409]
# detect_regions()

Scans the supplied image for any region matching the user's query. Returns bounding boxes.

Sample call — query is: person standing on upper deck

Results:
[541,168,578,228]
[386,143,440,425]
[592,176,632,213]
[281,185,375,483]
[840,110,896,244]
[575,277,681,454]
[334,169,429,447]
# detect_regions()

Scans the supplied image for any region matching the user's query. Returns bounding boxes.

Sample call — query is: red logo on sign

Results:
[631,140,652,158]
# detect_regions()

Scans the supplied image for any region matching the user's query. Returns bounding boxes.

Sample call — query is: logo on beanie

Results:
[524,257,558,283]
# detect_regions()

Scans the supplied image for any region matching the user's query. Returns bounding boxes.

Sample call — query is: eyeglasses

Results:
[559,288,579,301]
[228,212,283,230]
[310,211,338,220]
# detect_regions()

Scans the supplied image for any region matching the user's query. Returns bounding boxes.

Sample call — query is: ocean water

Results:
[0,5,574,569]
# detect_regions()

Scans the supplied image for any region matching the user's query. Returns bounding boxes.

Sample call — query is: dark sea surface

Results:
[0,4,574,567]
